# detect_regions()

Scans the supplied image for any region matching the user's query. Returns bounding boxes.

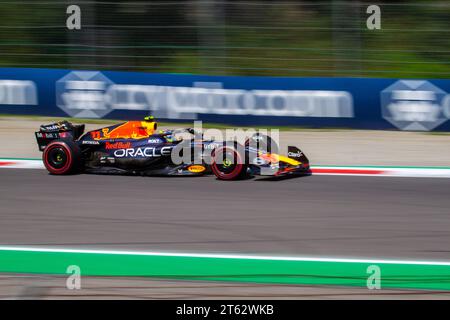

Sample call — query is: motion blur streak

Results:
[0,1,448,78]
[1,169,450,260]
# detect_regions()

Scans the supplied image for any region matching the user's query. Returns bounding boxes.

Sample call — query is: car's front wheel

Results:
[211,145,248,180]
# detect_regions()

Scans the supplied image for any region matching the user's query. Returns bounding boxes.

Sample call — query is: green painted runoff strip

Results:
[1,248,450,290]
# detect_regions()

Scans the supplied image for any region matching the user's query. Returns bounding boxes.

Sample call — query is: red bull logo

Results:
[105,141,132,150]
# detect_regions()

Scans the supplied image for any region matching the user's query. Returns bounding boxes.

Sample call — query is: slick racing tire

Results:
[211,145,248,180]
[245,133,279,154]
[43,140,81,175]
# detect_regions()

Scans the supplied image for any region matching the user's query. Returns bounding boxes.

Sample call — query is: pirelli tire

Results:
[211,145,248,180]
[43,139,81,175]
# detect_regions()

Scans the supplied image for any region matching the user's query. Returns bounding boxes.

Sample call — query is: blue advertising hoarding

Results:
[0,67,449,131]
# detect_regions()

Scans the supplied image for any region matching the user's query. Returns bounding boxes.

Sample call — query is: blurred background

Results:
[1,1,450,300]
[0,0,448,78]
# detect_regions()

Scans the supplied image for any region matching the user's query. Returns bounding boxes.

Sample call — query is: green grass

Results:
[427,132,450,136]
[2,114,449,134]
[0,114,351,132]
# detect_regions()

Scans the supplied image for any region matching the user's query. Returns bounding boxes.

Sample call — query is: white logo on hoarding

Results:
[56,71,354,119]
[56,71,114,118]
[0,80,38,105]
[381,80,449,131]
[110,84,354,120]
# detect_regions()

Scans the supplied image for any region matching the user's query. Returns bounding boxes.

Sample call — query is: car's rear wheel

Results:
[211,145,247,180]
[43,140,80,175]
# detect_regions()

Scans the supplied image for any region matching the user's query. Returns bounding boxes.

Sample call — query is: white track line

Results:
[1,246,450,266]
[1,158,450,178]
[0,159,44,169]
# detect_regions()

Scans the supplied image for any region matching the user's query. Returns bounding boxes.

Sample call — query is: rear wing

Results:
[35,121,85,151]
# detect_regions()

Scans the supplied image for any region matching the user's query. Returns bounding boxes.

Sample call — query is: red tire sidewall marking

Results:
[212,147,243,180]
[43,142,73,174]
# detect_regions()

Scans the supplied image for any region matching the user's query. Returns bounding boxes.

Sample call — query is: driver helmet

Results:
[141,116,157,136]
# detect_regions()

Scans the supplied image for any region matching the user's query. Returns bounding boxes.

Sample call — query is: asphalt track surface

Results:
[1,169,450,261]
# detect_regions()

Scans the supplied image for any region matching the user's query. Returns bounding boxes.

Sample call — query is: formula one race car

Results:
[35,117,310,180]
